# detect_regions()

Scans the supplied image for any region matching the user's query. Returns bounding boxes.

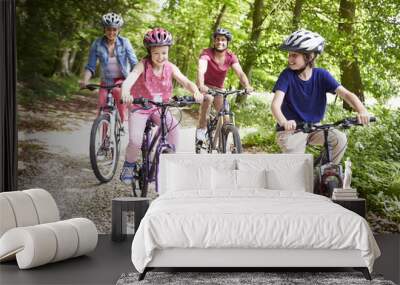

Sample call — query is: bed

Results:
[131,154,380,280]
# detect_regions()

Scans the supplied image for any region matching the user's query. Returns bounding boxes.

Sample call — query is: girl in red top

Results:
[120,28,203,185]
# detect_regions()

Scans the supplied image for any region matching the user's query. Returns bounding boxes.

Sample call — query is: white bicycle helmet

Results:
[102,12,124,28]
[280,29,325,54]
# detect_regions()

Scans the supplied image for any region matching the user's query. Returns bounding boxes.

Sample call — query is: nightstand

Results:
[332,198,366,218]
[111,197,151,241]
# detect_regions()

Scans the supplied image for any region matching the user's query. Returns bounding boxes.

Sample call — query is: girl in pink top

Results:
[119,28,203,185]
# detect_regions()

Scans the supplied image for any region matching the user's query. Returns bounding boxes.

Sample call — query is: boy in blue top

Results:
[271,29,370,164]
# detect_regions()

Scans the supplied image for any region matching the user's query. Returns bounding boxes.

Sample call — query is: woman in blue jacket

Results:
[80,12,137,122]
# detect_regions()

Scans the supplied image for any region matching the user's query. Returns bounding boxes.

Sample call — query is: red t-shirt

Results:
[199,48,238,88]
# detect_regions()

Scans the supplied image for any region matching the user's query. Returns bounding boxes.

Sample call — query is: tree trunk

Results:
[209,4,227,47]
[292,0,304,31]
[236,0,264,104]
[69,48,77,72]
[59,48,71,76]
[338,0,364,108]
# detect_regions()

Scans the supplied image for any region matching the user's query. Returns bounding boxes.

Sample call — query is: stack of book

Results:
[332,188,358,200]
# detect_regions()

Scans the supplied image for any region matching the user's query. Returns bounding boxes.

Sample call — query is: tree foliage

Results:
[16,0,400,102]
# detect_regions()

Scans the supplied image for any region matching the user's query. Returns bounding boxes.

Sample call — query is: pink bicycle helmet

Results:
[143,28,173,47]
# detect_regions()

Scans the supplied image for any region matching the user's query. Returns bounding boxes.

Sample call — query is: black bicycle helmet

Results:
[213,28,232,42]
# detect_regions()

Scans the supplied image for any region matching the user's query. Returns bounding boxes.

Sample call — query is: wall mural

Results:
[16,0,400,235]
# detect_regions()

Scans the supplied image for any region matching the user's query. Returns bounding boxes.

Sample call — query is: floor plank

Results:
[0,235,133,285]
[1,234,398,285]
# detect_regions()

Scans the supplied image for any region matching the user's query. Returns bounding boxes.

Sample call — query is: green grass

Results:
[17,74,86,107]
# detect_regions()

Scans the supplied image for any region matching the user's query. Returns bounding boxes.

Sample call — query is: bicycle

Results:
[83,83,124,183]
[130,96,198,197]
[276,116,376,197]
[195,89,247,154]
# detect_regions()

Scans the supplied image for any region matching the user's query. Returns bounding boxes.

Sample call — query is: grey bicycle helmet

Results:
[213,28,232,41]
[102,12,124,28]
[280,29,325,54]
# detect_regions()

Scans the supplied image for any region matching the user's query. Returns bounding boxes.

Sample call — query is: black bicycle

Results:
[131,96,198,197]
[83,83,123,183]
[277,116,376,197]
[195,89,247,154]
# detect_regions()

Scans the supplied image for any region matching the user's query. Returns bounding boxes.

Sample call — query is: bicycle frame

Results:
[209,108,228,151]
[101,90,121,142]
[206,91,241,152]
[85,83,124,183]
[133,96,196,195]
[140,107,174,192]
[277,117,376,197]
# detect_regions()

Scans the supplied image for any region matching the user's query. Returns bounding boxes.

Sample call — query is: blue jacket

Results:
[85,35,138,84]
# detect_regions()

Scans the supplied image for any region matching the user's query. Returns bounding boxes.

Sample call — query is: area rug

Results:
[116,271,396,285]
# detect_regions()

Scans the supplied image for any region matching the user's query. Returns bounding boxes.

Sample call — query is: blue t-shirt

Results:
[272,68,340,123]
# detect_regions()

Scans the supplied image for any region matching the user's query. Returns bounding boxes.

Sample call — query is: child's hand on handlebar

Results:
[357,112,370,125]
[282,120,297,131]
[121,93,133,104]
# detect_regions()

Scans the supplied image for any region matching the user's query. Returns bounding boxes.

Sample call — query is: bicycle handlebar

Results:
[207,89,248,97]
[276,116,376,132]
[81,83,122,91]
[125,95,198,109]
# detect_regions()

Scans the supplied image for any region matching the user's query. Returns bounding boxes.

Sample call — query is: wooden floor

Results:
[0,234,398,285]
[0,235,134,285]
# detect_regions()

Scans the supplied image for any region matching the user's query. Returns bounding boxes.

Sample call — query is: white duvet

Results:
[131,190,380,273]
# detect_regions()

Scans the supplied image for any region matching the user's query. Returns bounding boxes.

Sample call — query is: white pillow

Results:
[167,163,212,191]
[236,169,268,189]
[211,168,237,191]
[266,165,306,191]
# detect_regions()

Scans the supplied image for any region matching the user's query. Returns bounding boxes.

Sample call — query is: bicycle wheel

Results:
[135,166,148,198]
[320,172,342,197]
[136,136,150,198]
[195,136,205,154]
[89,114,119,182]
[221,124,242,153]
[196,132,215,154]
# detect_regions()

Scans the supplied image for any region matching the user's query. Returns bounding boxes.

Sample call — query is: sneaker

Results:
[196,128,207,142]
[120,161,136,185]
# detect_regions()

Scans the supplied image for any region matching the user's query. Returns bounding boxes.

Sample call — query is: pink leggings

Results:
[125,109,180,163]
[98,79,127,122]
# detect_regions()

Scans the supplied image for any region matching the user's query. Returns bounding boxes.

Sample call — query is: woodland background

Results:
[16,0,400,232]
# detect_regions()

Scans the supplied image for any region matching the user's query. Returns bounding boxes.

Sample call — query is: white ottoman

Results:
[0,189,98,269]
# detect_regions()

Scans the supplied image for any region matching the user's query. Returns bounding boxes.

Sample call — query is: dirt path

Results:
[17,92,199,233]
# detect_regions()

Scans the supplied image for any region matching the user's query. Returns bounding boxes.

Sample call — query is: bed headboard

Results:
[158,154,314,195]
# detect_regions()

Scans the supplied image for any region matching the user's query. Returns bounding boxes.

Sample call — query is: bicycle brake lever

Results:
[172,95,181,102]
[142,98,152,110]
[86,86,97,91]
